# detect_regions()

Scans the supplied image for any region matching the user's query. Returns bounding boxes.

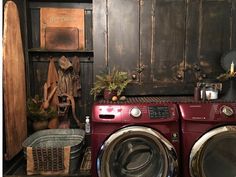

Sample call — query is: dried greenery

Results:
[90,68,132,100]
[27,95,57,122]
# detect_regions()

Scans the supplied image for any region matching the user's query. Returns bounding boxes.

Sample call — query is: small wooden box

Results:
[45,27,79,50]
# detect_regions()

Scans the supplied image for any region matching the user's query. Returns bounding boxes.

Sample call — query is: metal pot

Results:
[200,87,218,100]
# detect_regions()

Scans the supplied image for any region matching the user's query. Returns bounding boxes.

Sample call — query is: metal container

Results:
[200,88,218,100]
[22,129,85,174]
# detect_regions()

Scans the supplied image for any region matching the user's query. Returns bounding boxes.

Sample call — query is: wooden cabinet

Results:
[94,0,236,95]
[185,0,234,82]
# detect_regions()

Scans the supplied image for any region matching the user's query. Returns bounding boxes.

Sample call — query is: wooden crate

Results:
[40,8,84,50]
[45,27,79,50]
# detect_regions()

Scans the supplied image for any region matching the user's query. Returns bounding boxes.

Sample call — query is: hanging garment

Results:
[58,56,81,97]
[46,57,59,128]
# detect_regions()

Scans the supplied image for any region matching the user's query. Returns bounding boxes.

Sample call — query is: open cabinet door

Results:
[3,1,27,160]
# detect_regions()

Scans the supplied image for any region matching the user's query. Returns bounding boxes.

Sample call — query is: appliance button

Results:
[221,105,234,117]
[130,107,142,118]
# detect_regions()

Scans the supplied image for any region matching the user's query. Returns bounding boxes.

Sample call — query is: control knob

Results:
[221,105,234,117]
[130,107,142,118]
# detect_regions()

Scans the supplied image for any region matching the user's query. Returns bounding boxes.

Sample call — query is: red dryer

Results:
[179,102,236,177]
[91,98,180,177]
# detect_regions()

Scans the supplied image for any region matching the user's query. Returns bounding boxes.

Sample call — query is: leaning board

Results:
[3,1,27,160]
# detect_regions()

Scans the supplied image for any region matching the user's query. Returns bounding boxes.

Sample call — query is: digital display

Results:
[148,106,170,119]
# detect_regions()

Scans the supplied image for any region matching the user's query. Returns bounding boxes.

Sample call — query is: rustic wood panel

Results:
[3,1,27,160]
[199,1,231,77]
[185,0,201,82]
[186,0,232,83]
[232,0,236,49]
[85,10,93,51]
[153,0,186,84]
[30,8,40,48]
[45,27,80,50]
[93,0,235,95]
[93,0,107,76]
[79,59,93,118]
[31,57,49,96]
[140,0,153,83]
[108,0,140,72]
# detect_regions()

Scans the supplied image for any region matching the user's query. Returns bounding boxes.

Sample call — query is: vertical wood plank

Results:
[185,0,201,82]
[200,1,231,74]
[200,1,231,77]
[85,9,93,51]
[80,59,93,119]
[93,0,107,76]
[30,8,40,48]
[232,0,236,49]
[186,0,232,82]
[140,0,153,83]
[108,0,139,72]
[153,0,186,83]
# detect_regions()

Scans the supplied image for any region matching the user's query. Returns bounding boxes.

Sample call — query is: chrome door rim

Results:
[97,125,178,177]
[189,125,236,177]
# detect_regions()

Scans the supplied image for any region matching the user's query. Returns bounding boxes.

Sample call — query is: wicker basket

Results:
[22,129,85,175]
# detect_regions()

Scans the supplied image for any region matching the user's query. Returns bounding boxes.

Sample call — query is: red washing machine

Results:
[179,102,236,177]
[91,97,180,177]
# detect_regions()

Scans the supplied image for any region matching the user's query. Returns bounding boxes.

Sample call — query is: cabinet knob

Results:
[202,73,207,78]
[132,74,137,80]
[193,64,201,71]
[176,74,183,80]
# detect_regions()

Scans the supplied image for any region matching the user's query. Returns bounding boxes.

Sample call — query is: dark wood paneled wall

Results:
[25,1,94,123]
[94,0,236,95]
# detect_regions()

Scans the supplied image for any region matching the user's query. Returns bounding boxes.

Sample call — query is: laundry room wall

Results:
[94,0,236,95]
[2,0,236,165]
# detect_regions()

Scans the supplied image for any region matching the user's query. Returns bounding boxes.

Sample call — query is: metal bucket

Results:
[22,129,85,174]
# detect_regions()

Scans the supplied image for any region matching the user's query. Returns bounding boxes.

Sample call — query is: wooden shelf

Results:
[28,48,93,53]
[28,48,94,59]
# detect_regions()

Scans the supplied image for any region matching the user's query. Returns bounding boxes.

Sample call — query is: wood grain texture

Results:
[140,0,153,83]
[232,0,236,49]
[186,0,232,82]
[108,0,139,72]
[40,8,84,50]
[3,1,27,160]
[153,0,186,84]
[93,0,235,95]
[45,27,79,50]
[93,0,107,76]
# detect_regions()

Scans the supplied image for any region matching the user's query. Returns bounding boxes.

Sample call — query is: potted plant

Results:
[90,68,132,100]
[27,95,57,131]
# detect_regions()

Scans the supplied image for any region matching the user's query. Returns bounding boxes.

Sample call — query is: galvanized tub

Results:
[22,129,85,175]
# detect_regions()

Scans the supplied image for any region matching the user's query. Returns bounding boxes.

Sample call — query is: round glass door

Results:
[190,126,236,177]
[97,126,178,177]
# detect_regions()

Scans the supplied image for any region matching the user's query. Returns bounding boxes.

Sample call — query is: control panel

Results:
[179,103,236,121]
[148,106,170,119]
[92,102,178,122]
